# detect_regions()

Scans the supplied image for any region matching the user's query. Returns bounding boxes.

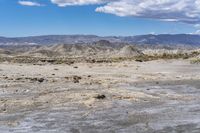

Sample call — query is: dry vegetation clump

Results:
[0,49,199,64]
[135,51,200,62]
[190,58,200,64]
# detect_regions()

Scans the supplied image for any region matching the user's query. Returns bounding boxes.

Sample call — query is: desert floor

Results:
[0,59,200,133]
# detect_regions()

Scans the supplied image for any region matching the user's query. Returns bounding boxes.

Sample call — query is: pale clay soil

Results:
[0,59,200,132]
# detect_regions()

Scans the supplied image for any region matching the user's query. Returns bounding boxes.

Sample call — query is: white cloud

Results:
[18,1,43,6]
[50,0,106,7]
[150,32,156,35]
[190,29,200,35]
[195,30,200,34]
[50,0,200,24]
[95,0,200,24]
[193,23,200,34]
[194,24,200,28]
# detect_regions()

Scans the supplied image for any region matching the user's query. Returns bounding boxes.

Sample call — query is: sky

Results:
[0,0,200,37]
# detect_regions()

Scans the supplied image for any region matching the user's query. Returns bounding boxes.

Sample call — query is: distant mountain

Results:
[1,34,200,47]
[121,34,200,46]
[0,35,103,45]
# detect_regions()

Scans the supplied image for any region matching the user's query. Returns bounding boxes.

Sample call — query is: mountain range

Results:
[1,34,200,47]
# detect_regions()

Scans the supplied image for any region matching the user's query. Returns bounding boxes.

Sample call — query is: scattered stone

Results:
[73,76,82,83]
[29,78,37,82]
[15,78,23,81]
[94,94,106,100]
[64,77,69,80]
[135,59,143,62]
[3,108,6,112]
[66,61,74,65]
[91,59,96,63]
[37,78,45,83]
[26,77,45,83]
[74,66,78,69]
[2,104,6,112]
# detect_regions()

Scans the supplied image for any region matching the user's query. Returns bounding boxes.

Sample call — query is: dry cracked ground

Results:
[0,59,200,133]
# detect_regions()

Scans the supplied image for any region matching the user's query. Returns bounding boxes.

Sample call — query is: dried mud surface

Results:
[0,59,200,133]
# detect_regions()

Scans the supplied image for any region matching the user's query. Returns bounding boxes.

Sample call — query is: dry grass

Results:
[0,51,199,64]
[190,58,200,64]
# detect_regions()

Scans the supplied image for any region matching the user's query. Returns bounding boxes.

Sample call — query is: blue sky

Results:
[0,0,199,37]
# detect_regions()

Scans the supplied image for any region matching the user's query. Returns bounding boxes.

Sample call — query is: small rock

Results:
[94,94,106,100]
[73,76,82,83]
[38,78,45,83]
[135,59,143,62]
[15,78,23,81]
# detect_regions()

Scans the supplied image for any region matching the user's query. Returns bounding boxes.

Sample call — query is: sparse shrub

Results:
[190,58,200,64]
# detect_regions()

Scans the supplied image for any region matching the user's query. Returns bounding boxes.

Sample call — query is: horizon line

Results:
[1,33,200,38]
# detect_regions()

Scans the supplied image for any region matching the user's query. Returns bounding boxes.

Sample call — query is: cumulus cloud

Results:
[18,1,43,6]
[49,0,200,24]
[95,0,200,24]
